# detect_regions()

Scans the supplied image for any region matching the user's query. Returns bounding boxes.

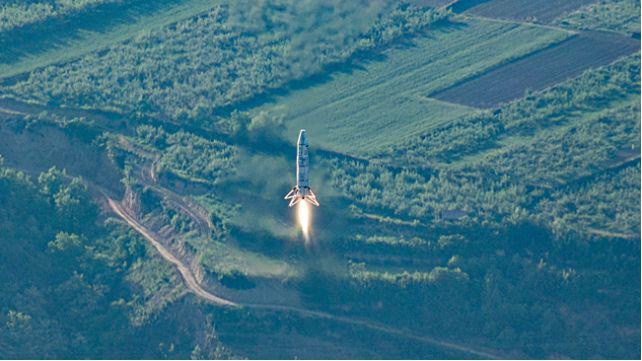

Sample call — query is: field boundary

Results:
[429,30,640,108]
[427,31,579,105]
[456,13,577,33]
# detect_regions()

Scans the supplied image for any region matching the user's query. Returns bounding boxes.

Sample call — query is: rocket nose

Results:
[298,129,307,144]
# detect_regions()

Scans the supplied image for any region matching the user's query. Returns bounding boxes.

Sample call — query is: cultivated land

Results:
[1,2,442,124]
[0,0,224,79]
[258,18,569,155]
[0,0,640,359]
[432,31,641,108]
[458,0,597,23]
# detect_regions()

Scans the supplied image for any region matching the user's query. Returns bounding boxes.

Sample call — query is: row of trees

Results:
[0,161,233,358]
[312,54,640,358]
[3,1,448,124]
[352,55,640,236]
[0,0,120,32]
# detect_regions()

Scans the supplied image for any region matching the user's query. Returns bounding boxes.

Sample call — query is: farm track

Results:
[107,194,503,360]
[108,197,239,307]
[58,129,503,359]
[1,5,634,353]
[455,13,577,33]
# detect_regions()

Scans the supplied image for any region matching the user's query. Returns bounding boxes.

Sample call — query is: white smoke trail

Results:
[297,201,311,242]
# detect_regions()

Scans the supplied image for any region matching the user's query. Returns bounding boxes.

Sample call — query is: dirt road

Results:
[107,197,501,359]
[108,197,238,308]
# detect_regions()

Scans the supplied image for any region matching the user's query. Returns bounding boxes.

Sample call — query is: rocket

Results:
[284,129,320,207]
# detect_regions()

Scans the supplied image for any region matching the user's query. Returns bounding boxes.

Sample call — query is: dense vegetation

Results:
[554,0,641,35]
[0,0,122,32]
[134,125,237,184]
[335,55,640,236]
[0,0,639,359]
[0,0,230,79]
[3,1,448,124]
[305,56,639,359]
[537,163,640,237]
[0,162,234,358]
[259,18,568,155]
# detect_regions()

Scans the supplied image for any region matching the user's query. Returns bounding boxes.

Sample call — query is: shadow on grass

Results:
[0,0,185,65]
[211,19,470,118]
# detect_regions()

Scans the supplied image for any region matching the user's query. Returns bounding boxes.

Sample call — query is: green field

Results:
[2,2,443,125]
[0,0,224,79]
[258,18,570,156]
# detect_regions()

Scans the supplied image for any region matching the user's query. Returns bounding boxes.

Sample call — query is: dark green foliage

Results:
[329,156,530,223]
[0,164,229,358]
[537,163,641,237]
[3,1,447,124]
[0,165,125,358]
[190,316,233,360]
[311,53,640,358]
[0,1,639,359]
[554,0,641,35]
[135,125,237,184]
[160,132,237,184]
[0,0,121,32]
[356,55,640,235]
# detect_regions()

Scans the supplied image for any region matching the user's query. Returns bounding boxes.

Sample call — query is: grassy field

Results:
[432,31,640,108]
[2,2,444,124]
[0,0,224,79]
[370,54,640,231]
[256,18,569,156]
[460,0,596,23]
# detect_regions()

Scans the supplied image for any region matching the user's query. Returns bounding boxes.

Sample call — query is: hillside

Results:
[0,0,639,359]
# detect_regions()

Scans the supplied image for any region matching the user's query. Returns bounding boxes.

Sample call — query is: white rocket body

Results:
[284,130,319,207]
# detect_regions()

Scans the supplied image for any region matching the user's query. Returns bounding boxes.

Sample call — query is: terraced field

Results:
[432,31,641,108]
[259,18,569,156]
[457,0,597,22]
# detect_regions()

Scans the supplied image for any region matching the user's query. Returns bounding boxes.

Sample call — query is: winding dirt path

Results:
[107,197,501,359]
[3,98,501,358]
[108,197,238,307]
